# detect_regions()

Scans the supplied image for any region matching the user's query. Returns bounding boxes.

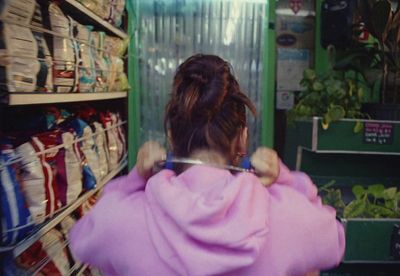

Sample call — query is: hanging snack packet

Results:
[0,0,35,25]
[30,2,53,92]
[92,32,109,92]
[29,131,63,221]
[106,0,125,27]
[93,121,110,178]
[48,3,78,93]
[16,228,71,275]
[15,142,48,224]
[111,112,125,160]
[59,131,82,206]
[0,23,40,95]
[70,119,101,186]
[100,112,119,170]
[74,22,96,92]
[0,142,34,246]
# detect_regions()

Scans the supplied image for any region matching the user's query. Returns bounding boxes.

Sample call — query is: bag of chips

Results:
[0,142,34,246]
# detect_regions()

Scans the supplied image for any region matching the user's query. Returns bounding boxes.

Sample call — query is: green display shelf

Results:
[342,219,400,263]
[294,117,400,155]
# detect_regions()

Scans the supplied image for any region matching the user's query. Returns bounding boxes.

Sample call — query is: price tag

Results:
[391,224,400,260]
[363,122,394,145]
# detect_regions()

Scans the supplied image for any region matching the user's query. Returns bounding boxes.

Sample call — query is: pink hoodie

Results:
[69,162,345,276]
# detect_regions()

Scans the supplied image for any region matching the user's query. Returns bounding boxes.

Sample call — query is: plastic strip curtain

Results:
[132,0,267,151]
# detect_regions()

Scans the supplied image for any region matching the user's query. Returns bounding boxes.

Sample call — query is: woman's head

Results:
[165,54,256,164]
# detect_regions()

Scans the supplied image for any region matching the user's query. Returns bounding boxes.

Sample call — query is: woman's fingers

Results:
[137,141,166,179]
[250,147,279,187]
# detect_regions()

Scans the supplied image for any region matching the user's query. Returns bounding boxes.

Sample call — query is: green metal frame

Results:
[261,0,276,148]
[315,0,329,72]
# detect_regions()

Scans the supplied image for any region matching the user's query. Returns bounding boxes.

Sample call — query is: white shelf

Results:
[8,92,127,105]
[9,157,128,257]
[62,0,128,39]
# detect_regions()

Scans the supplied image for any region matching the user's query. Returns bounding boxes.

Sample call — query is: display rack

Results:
[8,92,127,105]
[8,156,127,258]
[1,0,130,274]
[61,0,128,39]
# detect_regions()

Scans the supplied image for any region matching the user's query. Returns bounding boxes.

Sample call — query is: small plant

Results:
[321,183,400,219]
[288,68,366,131]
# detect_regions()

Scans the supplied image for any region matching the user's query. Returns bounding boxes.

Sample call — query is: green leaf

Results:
[371,0,392,41]
[367,184,385,198]
[303,69,316,80]
[321,114,331,130]
[312,81,324,91]
[383,187,398,200]
[327,105,345,121]
[353,120,364,133]
[352,185,365,199]
[344,199,367,218]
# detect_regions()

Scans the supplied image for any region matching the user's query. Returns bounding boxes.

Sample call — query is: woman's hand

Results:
[137,141,166,179]
[250,147,280,187]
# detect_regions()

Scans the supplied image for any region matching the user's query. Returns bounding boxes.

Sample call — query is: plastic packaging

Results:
[93,122,110,178]
[92,32,109,92]
[16,228,71,275]
[71,119,100,187]
[0,0,36,25]
[15,142,48,224]
[100,112,118,170]
[75,23,96,92]
[0,143,33,246]
[31,2,53,92]
[0,23,40,93]
[48,4,78,93]
[59,131,82,205]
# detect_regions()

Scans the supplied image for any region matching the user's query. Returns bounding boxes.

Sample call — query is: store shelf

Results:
[61,0,128,39]
[8,92,127,105]
[8,156,128,258]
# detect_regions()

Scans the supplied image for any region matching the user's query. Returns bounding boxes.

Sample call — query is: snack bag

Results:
[48,3,78,93]
[100,112,119,170]
[31,2,53,92]
[15,142,48,224]
[92,32,109,92]
[16,228,71,275]
[0,0,35,25]
[0,23,40,94]
[74,22,96,92]
[0,142,34,246]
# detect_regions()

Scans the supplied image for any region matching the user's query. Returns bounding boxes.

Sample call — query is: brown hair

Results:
[164,54,256,162]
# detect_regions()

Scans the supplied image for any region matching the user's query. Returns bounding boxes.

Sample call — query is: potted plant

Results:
[343,0,400,120]
[288,68,366,131]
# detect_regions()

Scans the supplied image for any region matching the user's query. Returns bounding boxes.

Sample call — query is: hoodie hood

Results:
[144,165,269,275]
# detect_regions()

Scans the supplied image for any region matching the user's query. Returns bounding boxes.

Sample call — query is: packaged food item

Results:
[31,2,53,92]
[71,119,100,187]
[92,32,109,92]
[0,0,36,25]
[103,35,129,91]
[106,0,125,27]
[15,142,48,224]
[48,3,78,93]
[111,112,125,160]
[93,121,109,178]
[29,131,63,222]
[16,228,71,275]
[100,112,118,170]
[0,23,40,93]
[0,142,34,246]
[78,0,108,19]
[59,131,82,205]
[74,22,96,93]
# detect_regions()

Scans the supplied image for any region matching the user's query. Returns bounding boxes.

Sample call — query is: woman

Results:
[70,54,345,275]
